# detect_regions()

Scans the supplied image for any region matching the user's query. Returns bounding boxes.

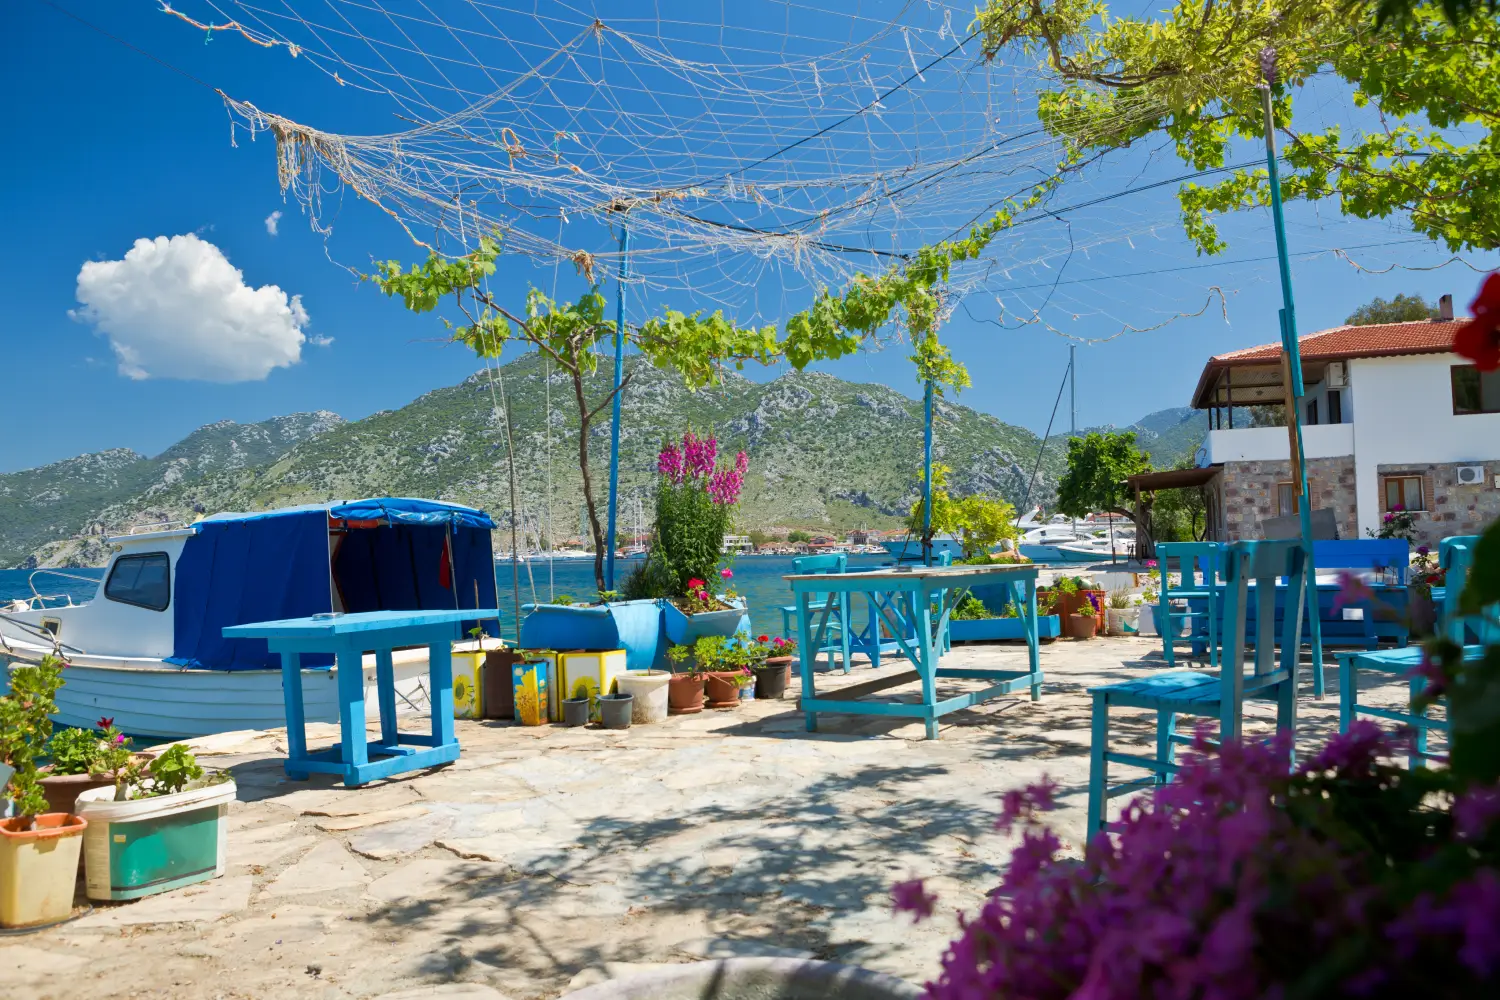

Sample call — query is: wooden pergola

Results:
[1123,466,1222,560]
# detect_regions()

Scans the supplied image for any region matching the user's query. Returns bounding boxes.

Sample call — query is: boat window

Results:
[105,552,171,611]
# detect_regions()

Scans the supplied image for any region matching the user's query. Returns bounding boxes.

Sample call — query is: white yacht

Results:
[1,498,499,739]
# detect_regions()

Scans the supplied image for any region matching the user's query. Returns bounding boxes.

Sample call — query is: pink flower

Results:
[1332,571,1375,612]
[687,578,705,590]
[656,443,684,483]
[1455,786,1500,840]
[997,778,1059,833]
[113,733,127,745]
[719,568,733,580]
[891,878,937,921]
[1300,719,1395,775]
[1408,649,1448,698]
[697,589,710,601]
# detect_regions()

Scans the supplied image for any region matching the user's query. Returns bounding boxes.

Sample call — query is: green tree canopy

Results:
[977,0,1500,255]
[1057,432,1152,525]
[907,463,1020,559]
[1344,293,1441,325]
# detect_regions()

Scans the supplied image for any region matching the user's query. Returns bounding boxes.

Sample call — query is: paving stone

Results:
[314,803,431,831]
[263,840,369,895]
[565,963,681,991]
[371,985,517,1000]
[674,936,817,960]
[366,859,509,903]
[0,945,89,990]
[231,833,317,868]
[70,875,254,927]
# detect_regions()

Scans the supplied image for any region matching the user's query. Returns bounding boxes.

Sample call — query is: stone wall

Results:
[1218,457,1358,541]
[1375,461,1500,549]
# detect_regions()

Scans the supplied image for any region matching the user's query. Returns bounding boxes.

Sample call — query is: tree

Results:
[1345,293,1440,325]
[374,237,787,592]
[787,530,812,544]
[977,1,1500,256]
[908,463,1020,560]
[1056,432,1152,531]
[1153,462,1211,542]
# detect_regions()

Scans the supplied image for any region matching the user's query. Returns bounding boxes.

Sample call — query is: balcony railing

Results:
[1201,423,1355,465]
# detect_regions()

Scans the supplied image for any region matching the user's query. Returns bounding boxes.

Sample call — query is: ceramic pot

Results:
[559,957,921,999]
[754,663,789,700]
[563,697,591,727]
[1138,603,1158,636]
[615,670,670,724]
[1104,607,1136,636]
[598,693,633,730]
[1068,613,1099,640]
[667,673,705,715]
[0,813,87,928]
[704,671,746,709]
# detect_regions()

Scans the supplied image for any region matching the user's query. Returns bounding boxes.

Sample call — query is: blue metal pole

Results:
[605,223,629,592]
[922,378,934,566]
[1261,84,1325,691]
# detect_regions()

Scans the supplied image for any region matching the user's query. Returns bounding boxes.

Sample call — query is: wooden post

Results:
[1280,343,1303,515]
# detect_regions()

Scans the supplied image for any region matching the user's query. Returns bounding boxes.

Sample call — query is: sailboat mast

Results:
[1070,344,1077,535]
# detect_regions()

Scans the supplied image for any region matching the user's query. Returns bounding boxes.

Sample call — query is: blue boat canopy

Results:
[169,497,498,672]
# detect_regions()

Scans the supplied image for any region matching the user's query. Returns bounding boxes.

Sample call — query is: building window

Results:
[1277,482,1296,517]
[1305,399,1318,426]
[1452,365,1500,414]
[1327,389,1342,424]
[105,552,171,611]
[1382,476,1426,513]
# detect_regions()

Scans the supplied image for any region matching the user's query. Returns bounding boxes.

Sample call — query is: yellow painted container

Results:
[0,815,87,928]
[518,651,561,723]
[511,660,549,727]
[451,651,485,719]
[557,650,627,710]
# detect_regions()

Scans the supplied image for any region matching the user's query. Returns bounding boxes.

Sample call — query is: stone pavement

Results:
[4,637,1424,1000]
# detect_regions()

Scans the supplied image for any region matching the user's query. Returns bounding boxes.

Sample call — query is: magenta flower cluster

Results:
[656,431,746,507]
[898,722,1500,998]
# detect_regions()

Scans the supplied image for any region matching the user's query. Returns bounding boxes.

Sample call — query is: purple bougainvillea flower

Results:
[1455,786,1500,840]
[891,878,937,921]
[1333,571,1376,611]
[997,778,1059,833]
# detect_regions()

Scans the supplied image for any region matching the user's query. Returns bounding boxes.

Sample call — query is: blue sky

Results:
[2,0,1495,474]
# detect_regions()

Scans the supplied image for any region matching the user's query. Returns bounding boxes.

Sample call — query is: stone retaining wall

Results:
[1219,457,1358,541]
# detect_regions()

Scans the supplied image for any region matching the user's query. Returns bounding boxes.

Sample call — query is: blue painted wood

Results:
[779,554,851,673]
[225,609,495,787]
[786,564,1042,740]
[1157,542,1225,673]
[948,615,1060,642]
[519,600,663,670]
[662,598,748,645]
[1088,540,1306,833]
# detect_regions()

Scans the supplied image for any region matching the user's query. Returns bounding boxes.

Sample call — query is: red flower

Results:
[97,716,114,731]
[687,578,705,590]
[757,634,770,643]
[1454,272,1500,372]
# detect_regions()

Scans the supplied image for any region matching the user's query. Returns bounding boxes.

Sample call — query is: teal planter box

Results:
[949,615,1060,642]
[519,599,664,670]
[76,779,235,901]
[662,597,749,646]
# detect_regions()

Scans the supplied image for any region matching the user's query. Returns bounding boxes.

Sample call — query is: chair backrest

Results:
[1157,542,1225,593]
[793,553,847,605]
[1313,539,1409,584]
[1440,535,1497,645]
[1218,539,1308,741]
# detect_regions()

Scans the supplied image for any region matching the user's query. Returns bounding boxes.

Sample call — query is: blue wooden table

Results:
[224,609,497,787]
[786,563,1042,740]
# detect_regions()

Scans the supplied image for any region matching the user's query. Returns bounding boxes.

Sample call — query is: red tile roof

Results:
[1209,320,1465,365]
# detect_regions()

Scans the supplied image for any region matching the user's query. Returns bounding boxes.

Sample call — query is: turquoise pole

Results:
[605,223,629,591]
[1260,84,1325,693]
[922,378,934,566]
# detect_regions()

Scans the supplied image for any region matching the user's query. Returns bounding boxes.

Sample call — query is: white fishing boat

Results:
[1,498,500,739]
[1053,525,1136,562]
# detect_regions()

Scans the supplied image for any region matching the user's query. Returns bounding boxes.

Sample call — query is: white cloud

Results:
[309,334,334,347]
[264,210,282,236]
[71,234,311,382]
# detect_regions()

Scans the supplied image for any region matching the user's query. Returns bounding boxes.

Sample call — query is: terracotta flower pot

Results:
[667,673,705,715]
[1068,613,1099,640]
[39,751,156,816]
[704,671,745,709]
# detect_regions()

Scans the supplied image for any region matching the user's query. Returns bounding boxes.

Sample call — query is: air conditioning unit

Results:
[1456,465,1486,486]
[1325,362,1347,388]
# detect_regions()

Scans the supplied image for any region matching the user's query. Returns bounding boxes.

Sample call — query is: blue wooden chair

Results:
[1336,534,1491,766]
[849,550,953,668]
[779,553,852,673]
[1088,539,1308,834]
[1156,542,1225,670]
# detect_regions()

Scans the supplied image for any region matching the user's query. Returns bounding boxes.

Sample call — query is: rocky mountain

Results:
[1125,407,1206,468]
[1,411,343,567]
[13,357,1073,567]
[8,358,1207,569]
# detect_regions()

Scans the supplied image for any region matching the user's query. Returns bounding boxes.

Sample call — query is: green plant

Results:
[787,530,812,544]
[145,744,205,798]
[691,635,731,671]
[467,625,489,640]
[0,655,66,823]
[46,726,106,777]
[596,589,621,603]
[906,463,1019,558]
[1107,588,1132,610]
[554,594,575,606]
[1369,505,1420,544]
[1056,433,1152,540]
[1053,577,1079,598]
[666,643,701,678]
[626,432,744,601]
[999,603,1020,619]
[952,594,994,621]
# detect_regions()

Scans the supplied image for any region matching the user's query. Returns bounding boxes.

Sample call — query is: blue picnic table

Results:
[786,563,1042,740]
[224,608,498,787]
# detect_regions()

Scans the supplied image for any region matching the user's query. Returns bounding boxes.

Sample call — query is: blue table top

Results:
[224,608,501,639]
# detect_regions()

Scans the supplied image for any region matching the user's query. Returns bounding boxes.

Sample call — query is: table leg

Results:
[428,640,456,749]
[839,591,852,674]
[375,648,398,746]
[335,648,369,784]
[918,586,939,740]
[1024,579,1041,701]
[280,652,310,780]
[797,591,817,733]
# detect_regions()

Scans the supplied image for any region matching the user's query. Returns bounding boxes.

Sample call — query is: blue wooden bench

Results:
[1088,539,1307,833]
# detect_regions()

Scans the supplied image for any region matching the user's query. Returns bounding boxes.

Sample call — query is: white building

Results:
[1188,308,1500,548]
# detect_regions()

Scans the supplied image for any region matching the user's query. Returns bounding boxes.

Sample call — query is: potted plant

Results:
[948,594,1063,643]
[1138,561,1161,636]
[1066,594,1099,639]
[597,692,634,730]
[693,635,752,709]
[1104,588,1136,636]
[520,591,665,672]
[615,668,671,724]
[752,634,797,699]
[39,718,158,816]
[74,743,236,902]
[0,655,88,929]
[625,433,750,645]
[665,644,706,715]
